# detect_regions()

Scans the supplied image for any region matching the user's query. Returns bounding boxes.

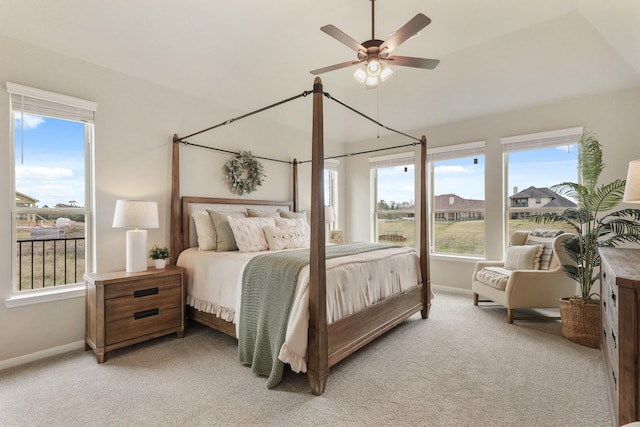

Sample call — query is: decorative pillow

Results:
[192,210,216,250]
[476,267,512,290]
[526,230,563,270]
[247,208,279,218]
[206,210,247,252]
[275,217,310,246]
[504,244,544,270]
[278,209,308,221]
[263,225,308,251]
[227,216,276,253]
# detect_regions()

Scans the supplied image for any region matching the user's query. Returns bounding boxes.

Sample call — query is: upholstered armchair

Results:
[472,230,577,323]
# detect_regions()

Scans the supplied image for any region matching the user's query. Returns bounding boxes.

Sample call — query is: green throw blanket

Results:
[238,242,396,388]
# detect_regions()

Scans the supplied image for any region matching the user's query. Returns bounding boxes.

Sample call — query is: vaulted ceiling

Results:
[1,0,639,142]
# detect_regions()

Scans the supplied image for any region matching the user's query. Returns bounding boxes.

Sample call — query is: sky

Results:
[14,114,86,208]
[376,145,578,204]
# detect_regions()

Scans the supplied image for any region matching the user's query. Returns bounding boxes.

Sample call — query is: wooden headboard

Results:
[178,196,294,253]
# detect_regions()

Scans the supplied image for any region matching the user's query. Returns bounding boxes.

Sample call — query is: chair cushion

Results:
[526,229,564,270]
[504,244,544,270]
[476,267,512,290]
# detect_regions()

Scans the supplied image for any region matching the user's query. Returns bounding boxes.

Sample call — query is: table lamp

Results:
[112,200,159,272]
[623,159,640,203]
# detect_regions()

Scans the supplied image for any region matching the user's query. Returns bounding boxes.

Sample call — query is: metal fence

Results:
[16,237,85,290]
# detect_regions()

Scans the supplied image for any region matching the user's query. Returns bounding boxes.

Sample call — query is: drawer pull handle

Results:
[612,369,617,391]
[134,308,159,320]
[603,329,607,341]
[603,300,607,311]
[134,287,159,298]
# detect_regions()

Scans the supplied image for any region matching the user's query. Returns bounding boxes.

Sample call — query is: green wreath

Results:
[225,151,265,195]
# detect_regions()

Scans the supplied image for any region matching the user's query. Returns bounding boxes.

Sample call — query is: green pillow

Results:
[206,210,247,251]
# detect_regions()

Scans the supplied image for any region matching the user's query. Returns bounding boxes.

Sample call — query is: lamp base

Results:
[126,229,148,272]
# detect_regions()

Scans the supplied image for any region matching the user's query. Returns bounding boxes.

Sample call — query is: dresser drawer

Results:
[106,304,183,345]
[105,274,181,300]
[106,286,181,322]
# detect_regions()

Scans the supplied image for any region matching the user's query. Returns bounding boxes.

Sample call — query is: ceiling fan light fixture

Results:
[365,75,379,88]
[366,59,381,77]
[353,66,367,83]
[379,63,393,82]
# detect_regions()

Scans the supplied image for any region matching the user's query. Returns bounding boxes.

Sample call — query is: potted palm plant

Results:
[535,134,640,347]
[149,245,171,269]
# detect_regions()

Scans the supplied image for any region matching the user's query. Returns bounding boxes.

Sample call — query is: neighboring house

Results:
[509,186,576,219]
[15,191,38,225]
[434,194,485,221]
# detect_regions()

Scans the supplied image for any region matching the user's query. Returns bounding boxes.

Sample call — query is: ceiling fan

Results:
[310,0,439,88]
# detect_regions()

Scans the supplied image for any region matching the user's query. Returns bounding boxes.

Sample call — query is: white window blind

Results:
[325,158,339,171]
[427,141,485,162]
[501,127,583,152]
[7,82,96,123]
[369,151,415,169]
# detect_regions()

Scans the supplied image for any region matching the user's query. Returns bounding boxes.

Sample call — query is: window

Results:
[371,152,416,247]
[428,142,485,256]
[8,82,95,293]
[502,127,582,237]
[324,159,339,228]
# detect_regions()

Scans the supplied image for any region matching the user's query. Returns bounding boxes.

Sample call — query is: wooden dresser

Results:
[85,265,185,363]
[599,247,640,426]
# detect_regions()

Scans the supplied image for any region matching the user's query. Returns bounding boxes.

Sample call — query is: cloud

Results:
[15,114,45,129]
[15,164,73,180]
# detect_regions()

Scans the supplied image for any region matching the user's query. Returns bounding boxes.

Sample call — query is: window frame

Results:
[6,82,96,305]
[370,151,417,247]
[324,158,339,228]
[427,141,486,257]
[501,126,583,245]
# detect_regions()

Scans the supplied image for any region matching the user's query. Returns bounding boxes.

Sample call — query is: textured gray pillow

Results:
[246,208,279,218]
[278,209,307,221]
[206,210,247,251]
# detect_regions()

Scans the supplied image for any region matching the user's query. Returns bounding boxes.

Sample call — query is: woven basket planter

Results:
[560,298,601,348]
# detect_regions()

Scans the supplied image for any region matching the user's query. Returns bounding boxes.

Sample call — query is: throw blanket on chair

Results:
[238,242,395,388]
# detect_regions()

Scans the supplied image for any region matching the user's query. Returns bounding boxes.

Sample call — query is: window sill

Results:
[4,284,85,308]
[430,253,485,263]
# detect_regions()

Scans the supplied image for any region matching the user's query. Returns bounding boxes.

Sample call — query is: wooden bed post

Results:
[293,158,299,212]
[419,135,431,319]
[307,77,329,395]
[170,134,181,266]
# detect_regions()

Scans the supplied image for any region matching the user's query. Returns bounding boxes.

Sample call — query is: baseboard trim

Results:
[432,284,473,296]
[0,340,85,371]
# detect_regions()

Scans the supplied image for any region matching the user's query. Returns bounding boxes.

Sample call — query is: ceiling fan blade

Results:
[321,25,366,53]
[310,60,362,75]
[385,56,440,69]
[380,13,431,54]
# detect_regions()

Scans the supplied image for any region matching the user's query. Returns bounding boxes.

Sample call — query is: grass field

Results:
[378,218,573,255]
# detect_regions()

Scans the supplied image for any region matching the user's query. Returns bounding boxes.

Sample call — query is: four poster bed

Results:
[170,78,431,395]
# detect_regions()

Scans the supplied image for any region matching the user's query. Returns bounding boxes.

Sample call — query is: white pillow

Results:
[263,225,308,250]
[504,244,544,270]
[192,210,216,250]
[227,216,276,253]
[274,217,310,247]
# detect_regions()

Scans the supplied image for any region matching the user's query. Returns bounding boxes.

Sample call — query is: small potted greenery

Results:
[149,245,171,269]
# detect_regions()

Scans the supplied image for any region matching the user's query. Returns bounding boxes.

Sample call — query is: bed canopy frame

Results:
[170,77,430,395]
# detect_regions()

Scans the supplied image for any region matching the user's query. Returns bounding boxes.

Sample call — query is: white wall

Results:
[344,87,640,291]
[0,35,342,364]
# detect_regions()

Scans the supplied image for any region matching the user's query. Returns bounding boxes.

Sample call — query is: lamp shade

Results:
[112,200,159,229]
[324,206,335,223]
[623,159,640,203]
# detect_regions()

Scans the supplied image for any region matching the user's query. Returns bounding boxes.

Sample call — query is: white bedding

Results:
[177,245,421,373]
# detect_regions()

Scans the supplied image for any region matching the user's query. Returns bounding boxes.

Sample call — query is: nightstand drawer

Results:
[106,305,182,345]
[106,286,181,322]
[105,275,181,300]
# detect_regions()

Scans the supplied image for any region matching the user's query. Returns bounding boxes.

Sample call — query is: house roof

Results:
[1,1,639,143]
[510,186,576,208]
[434,194,484,210]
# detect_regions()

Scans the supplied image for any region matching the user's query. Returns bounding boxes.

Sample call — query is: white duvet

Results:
[177,245,421,373]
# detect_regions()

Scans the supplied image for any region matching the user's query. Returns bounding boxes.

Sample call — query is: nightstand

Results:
[84,265,185,363]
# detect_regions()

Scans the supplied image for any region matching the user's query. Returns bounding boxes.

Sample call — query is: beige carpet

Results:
[0,289,611,426]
